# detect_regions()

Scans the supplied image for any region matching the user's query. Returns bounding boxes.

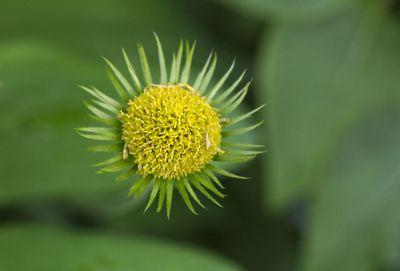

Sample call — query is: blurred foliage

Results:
[0,42,130,205]
[253,0,400,270]
[258,1,400,208]
[1,0,400,270]
[301,110,400,271]
[215,0,358,22]
[0,224,241,271]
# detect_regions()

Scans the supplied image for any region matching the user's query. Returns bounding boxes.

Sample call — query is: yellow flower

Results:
[120,84,222,179]
[77,34,263,218]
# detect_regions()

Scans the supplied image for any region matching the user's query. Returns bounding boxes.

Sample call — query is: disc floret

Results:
[119,84,222,179]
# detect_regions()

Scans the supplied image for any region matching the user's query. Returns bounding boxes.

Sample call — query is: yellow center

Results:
[119,84,222,179]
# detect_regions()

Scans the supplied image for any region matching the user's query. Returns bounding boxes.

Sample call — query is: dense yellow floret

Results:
[119,84,222,179]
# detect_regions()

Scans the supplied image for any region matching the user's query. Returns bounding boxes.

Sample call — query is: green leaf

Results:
[215,0,356,23]
[257,2,397,208]
[0,225,243,271]
[301,110,400,271]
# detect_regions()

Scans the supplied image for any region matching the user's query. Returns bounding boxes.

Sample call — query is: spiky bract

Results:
[77,34,263,218]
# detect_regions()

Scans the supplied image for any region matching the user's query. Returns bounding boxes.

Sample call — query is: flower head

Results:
[77,34,263,217]
[120,84,222,179]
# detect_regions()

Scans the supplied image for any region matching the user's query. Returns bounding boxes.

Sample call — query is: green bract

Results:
[77,34,263,218]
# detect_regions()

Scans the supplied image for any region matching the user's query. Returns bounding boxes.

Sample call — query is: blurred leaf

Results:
[0,42,132,205]
[257,2,400,208]
[301,109,400,271]
[0,0,209,58]
[0,224,243,271]
[214,0,357,23]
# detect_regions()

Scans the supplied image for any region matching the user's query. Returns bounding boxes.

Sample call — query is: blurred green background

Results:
[1,0,400,270]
